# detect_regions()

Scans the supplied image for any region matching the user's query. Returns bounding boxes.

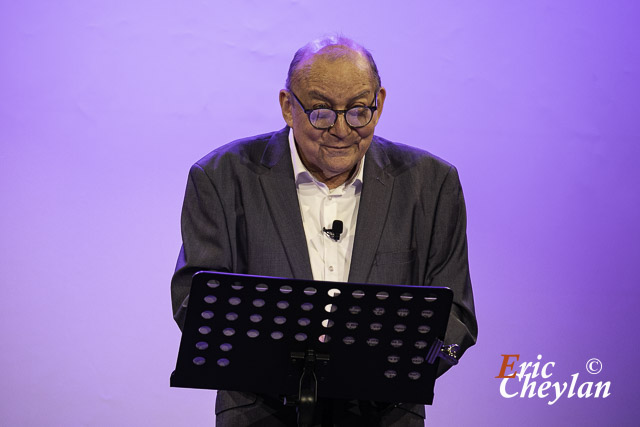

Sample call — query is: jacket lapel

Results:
[348,138,395,283]
[258,128,314,280]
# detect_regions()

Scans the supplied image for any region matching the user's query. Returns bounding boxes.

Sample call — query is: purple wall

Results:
[1,1,638,425]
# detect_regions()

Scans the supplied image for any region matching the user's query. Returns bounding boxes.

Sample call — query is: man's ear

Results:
[372,86,386,125]
[279,90,294,127]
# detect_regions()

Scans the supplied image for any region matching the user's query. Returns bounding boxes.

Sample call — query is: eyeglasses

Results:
[289,90,378,130]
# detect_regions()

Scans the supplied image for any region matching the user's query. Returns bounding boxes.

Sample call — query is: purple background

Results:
[1,1,638,425]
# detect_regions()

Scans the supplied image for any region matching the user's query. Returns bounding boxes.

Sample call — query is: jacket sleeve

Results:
[424,165,478,376]
[171,163,233,330]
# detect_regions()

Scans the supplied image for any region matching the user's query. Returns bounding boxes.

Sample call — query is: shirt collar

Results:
[288,127,364,190]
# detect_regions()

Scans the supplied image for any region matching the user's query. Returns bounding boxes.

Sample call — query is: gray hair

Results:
[285,35,381,92]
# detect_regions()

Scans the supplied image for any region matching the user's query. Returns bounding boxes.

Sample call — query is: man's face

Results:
[279,50,386,187]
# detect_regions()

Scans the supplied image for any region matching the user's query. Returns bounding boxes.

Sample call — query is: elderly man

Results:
[172,36,477,426]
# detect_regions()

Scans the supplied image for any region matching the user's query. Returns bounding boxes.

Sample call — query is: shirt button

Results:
[328,266,334,272]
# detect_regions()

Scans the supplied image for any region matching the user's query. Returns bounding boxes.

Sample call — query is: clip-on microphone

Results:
[322,220,343,241]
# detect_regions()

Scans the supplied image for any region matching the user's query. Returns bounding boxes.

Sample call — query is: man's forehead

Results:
[298,46,369,73]
[292,48,374,94]
[305,44,364,61]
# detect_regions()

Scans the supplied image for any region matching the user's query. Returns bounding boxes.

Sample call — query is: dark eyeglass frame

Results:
[289,90,379,130]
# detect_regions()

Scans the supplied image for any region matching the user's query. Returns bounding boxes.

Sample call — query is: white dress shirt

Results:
[288,129,364,282]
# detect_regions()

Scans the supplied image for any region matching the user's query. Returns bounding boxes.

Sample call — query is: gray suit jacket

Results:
[171,127,477,419]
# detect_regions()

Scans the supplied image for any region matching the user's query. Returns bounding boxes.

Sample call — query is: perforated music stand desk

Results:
[171,271,455,407]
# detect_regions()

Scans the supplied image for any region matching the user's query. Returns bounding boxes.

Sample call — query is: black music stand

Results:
[171,271,459,426]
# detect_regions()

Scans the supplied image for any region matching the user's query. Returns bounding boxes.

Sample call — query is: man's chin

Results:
[322,162,359,179]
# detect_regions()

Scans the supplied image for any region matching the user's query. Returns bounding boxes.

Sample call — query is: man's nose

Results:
[329,112,351,138]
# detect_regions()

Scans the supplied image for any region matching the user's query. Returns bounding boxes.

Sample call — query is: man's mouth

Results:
[324,143,354,149]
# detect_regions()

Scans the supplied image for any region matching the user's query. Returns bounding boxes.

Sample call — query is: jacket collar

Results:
[258,127,314,279]
[348,138,395,283]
